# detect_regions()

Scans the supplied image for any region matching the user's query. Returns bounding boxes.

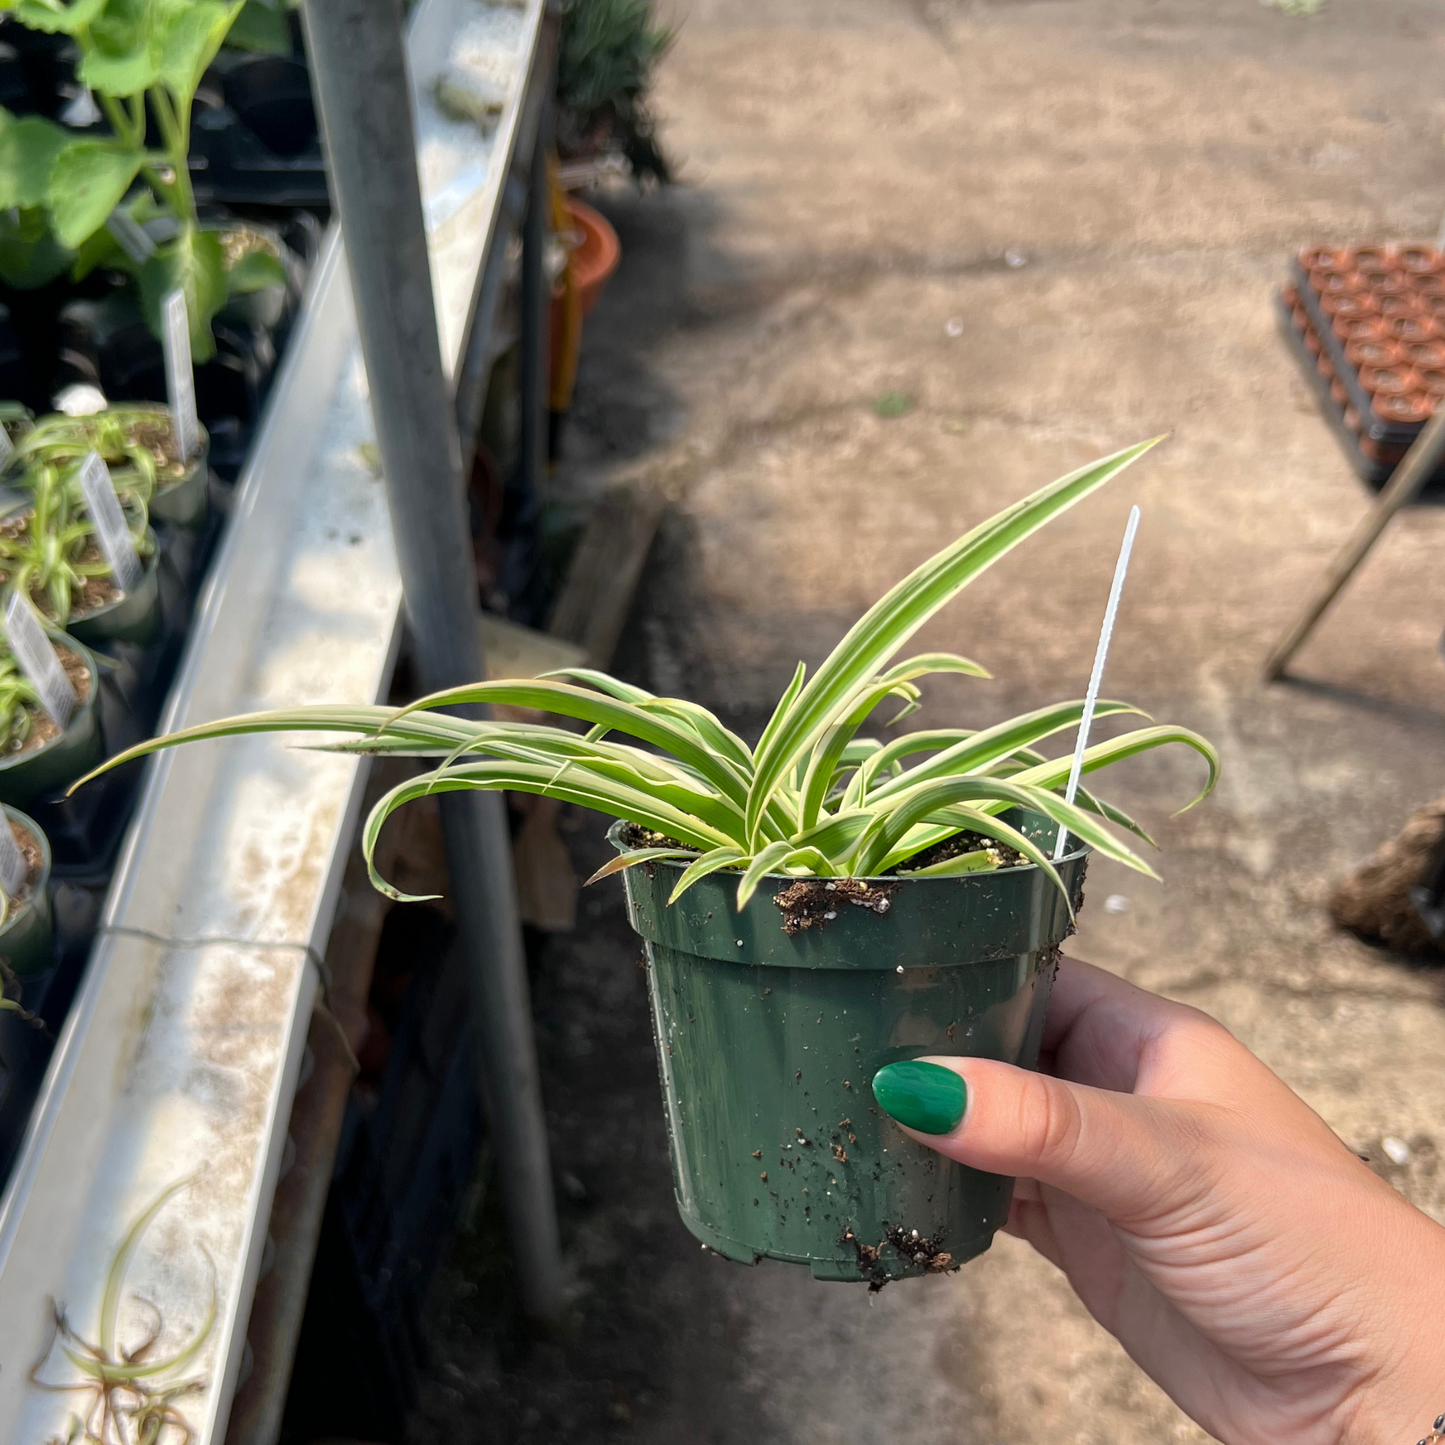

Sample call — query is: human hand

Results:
[868,956,1445,1445]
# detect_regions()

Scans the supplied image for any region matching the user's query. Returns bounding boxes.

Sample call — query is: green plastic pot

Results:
[613,810,1088,1284]
[0,634,102,808]
[68,540,162,648]
[147,426,210,530]
[0,806,52,978]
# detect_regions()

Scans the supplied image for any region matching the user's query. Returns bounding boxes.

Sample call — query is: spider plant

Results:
[0,636,57,756]
[6,404,189,509]
[75,440,1218,912]
[30,1177,215,1445]
[0,454,152,624]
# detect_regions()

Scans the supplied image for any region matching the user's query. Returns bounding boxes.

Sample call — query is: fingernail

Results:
[870,1060,967,1135]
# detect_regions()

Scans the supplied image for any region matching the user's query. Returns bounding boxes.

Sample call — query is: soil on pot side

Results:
[2,644,92,759]
[772,877,900,936]
[842,1223,956,1293]
[3,818,44,910]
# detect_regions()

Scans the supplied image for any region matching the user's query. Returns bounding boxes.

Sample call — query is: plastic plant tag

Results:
[4,592,76,729]
[105,208,156,264]
[0,427,13,470]
[162,289,200,462]
[77,451,142,595]
[0,813,27,898]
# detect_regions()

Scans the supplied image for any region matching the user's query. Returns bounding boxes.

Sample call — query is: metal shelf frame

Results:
[0,1,556,1439]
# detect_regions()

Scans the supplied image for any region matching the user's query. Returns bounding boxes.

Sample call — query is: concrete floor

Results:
[415,2,1445,1441]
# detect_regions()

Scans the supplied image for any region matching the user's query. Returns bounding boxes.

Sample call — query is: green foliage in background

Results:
[0,0,285,358]
[557,0,673,184]
[78,440,1219,914]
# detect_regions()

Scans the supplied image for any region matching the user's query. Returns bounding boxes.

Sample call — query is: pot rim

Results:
[606,815,1091,884]
[0,631,98,777]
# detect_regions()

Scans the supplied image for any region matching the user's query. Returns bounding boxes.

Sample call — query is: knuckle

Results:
[1016,1073,1084,1170]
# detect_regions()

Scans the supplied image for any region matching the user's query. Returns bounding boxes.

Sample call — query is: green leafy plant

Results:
[0,633,59,756]
[10,402,192,505]
[0,451,152,623]
[0,0,285,357]
[557,0,673,184]
[32,1176,215,1445]
[77,441,1218,912]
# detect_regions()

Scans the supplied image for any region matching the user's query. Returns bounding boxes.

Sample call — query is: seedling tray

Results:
[1289,245,1445,446]
[1278,250,1445,494]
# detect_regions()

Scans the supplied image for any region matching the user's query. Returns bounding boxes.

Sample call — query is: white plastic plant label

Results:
[77,450,142,595]
[4,591,76,729]
[105,208,156,264]
[0,427,13,469]
[162,288,200,461]
[0,813,28,897]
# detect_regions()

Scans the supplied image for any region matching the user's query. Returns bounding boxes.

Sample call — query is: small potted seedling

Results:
[12,403,209,529]
[0,402,33,451]
[0,593,102,808]
[0,451,160,647]
[0,802,52,978]
[78,442,1217,1283]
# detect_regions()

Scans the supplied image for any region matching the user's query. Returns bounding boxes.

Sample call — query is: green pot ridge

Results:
[147,429,210,530]
[0,805,53,978]
[0,634,103,808]
[612,810,1087,1284]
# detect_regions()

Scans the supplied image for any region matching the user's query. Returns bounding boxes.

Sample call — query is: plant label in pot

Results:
[74,440,1219,1283]
[4,591,76,729]
[77,451,141,595]
[162,289,201,464]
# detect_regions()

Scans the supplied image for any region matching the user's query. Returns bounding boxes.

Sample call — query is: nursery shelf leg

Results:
[1264,407,1445,681]
[302,0,564,1324]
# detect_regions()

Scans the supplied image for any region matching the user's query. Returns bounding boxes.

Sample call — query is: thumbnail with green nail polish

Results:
[871,1060,966,1135]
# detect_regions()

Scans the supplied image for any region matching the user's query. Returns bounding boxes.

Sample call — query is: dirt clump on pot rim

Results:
[842,1223,956,1292]
[773,878,900,936]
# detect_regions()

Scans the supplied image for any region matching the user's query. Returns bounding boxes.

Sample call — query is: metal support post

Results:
[1264,407,1445,681]
[519,106,550,497]
[301,0,564,1323]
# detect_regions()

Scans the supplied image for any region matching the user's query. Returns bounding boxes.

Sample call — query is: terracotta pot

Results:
[1304,327,1323,357]
[1345,337,1403,369]
[1372,391,1433,426]
[1403,339,1445,370]
[1385,314,1441,343]
[1342,405,1361,434]
[1353,244,1396,271]
[1417,368,1445,399]
[1311,268,1365,298]
[1380,294,1425,320]
[1316,351,1336,381]
[1282,282,1299,308]
[1328,378,1348,406]
[562,199,620,319]
[1299,244,1352,273]
[1362,270,1409,298]
[1398,244,1443,276]
[1333,315,1388,342]
[1416,277,1445,303]
[1321,291,1379,319]
[1358,364,1420,397]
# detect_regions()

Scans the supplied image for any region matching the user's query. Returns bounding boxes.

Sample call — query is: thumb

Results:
[871,1056,1206,1223]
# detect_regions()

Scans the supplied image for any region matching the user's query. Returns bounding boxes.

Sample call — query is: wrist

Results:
[1332,1200,1445,1445]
